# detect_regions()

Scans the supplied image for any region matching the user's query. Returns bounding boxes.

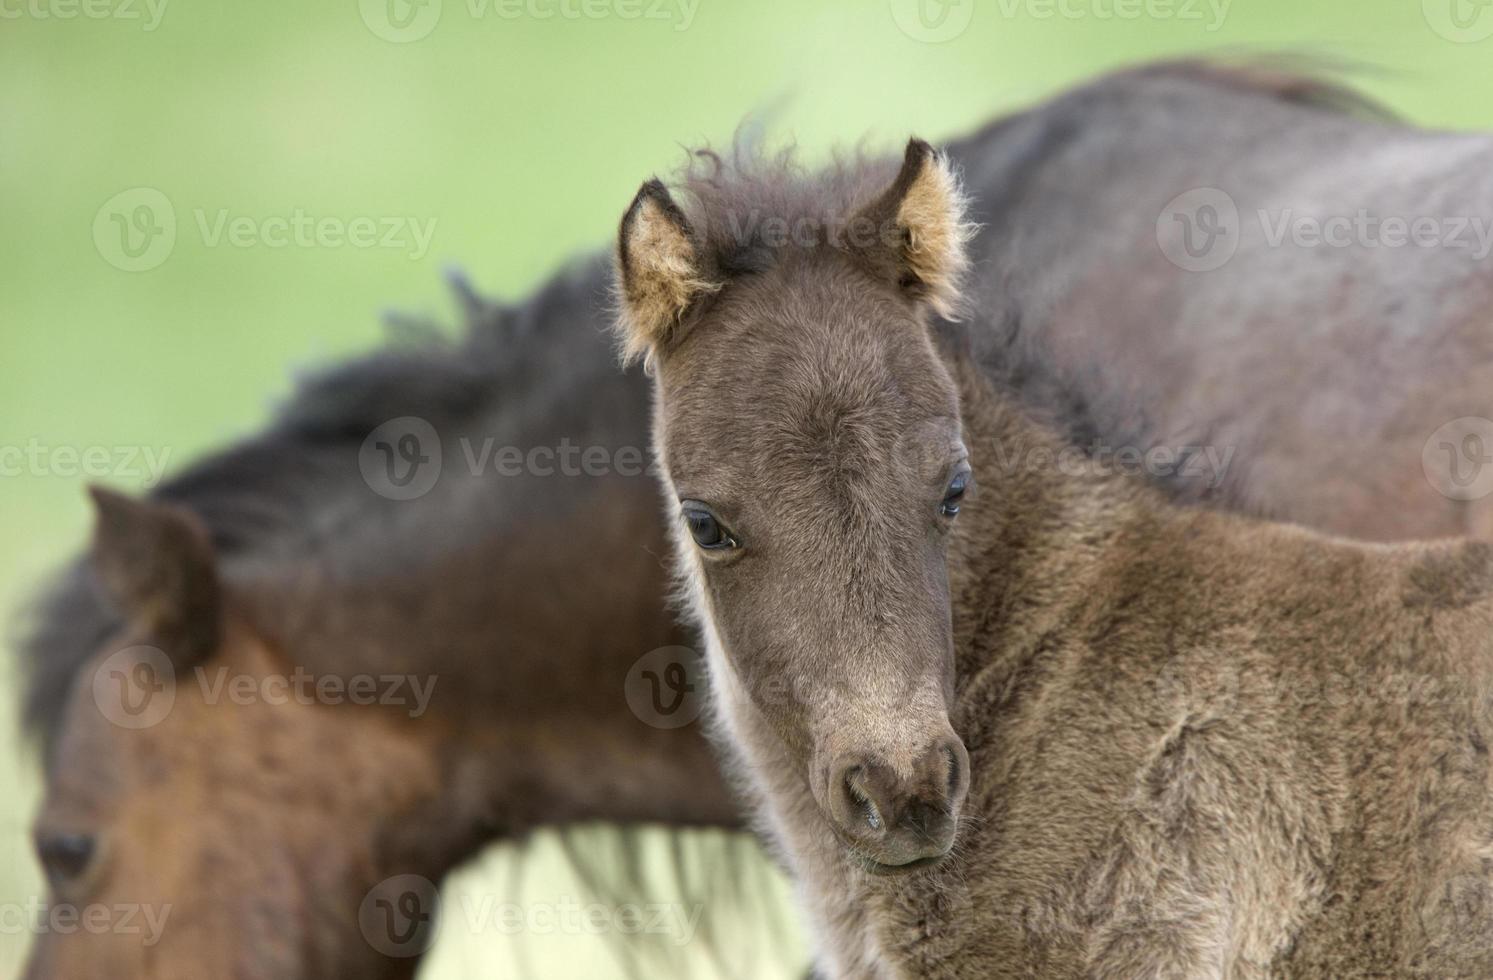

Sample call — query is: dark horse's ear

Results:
[614,178,720,368]
[87,485,222,667]
[851,138,975,319]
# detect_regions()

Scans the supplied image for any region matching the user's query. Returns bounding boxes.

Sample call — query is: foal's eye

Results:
[940,466,971,519]
[36,832,96,891]
[680,503,738,551]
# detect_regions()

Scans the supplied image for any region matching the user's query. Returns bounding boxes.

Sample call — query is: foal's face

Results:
[657,269,971,870]
[616,141,976,872]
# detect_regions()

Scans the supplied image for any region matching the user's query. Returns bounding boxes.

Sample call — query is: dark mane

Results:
[662,143,903,286]
[1110,56,1395,120]
[14,255,615,758]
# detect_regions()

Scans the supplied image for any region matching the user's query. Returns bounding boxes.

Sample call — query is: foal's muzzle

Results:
[826,735,969,873]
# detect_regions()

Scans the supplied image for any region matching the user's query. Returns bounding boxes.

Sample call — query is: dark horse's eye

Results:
[36,832,96,890]
[940,467,971,519]
[681,503,737,551]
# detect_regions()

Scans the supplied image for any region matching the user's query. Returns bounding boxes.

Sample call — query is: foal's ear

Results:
[87,485,222,666]
[614,179,719,367]
[853,138,975,318]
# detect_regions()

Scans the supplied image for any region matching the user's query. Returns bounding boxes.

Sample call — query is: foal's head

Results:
[615,140,976,873]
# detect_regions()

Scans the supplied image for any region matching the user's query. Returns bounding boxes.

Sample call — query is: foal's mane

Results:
[14,256,613,757]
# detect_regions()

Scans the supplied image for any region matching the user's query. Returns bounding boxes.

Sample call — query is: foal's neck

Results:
[946,354,1151,624]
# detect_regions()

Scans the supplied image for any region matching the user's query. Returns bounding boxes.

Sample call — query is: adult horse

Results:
[16,258,751,979]
[614,131,1493,977]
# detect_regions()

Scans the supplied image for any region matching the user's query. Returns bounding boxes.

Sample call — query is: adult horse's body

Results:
[616,131,1493,977]
[17,258,741,979]
[947,62,1493,541]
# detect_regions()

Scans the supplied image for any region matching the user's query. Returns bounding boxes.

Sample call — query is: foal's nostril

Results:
[843,766,885,832]
[941,737,971,809]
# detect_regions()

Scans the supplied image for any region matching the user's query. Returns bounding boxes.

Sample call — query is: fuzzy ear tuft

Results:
[614,179,719,368]
[88,485,222,666]
[858,138,977,318]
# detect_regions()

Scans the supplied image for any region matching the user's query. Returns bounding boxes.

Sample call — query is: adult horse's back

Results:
[950,61,1493,541]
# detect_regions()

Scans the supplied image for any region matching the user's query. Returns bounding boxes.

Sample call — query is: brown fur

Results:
[19,261,740,980]
[617,139,1493,977]
[617,180,723,369]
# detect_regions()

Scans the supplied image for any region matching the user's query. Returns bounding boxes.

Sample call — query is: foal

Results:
[614,141,1493,977]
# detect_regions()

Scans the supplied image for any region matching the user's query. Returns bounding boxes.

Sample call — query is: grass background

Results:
[5,0,1493,974]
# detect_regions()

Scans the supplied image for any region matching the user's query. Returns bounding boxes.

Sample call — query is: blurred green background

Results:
[5,0,1493,974]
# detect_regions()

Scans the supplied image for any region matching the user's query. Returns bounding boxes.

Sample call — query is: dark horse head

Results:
[16,263,738,978]
[614,140,976,873]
